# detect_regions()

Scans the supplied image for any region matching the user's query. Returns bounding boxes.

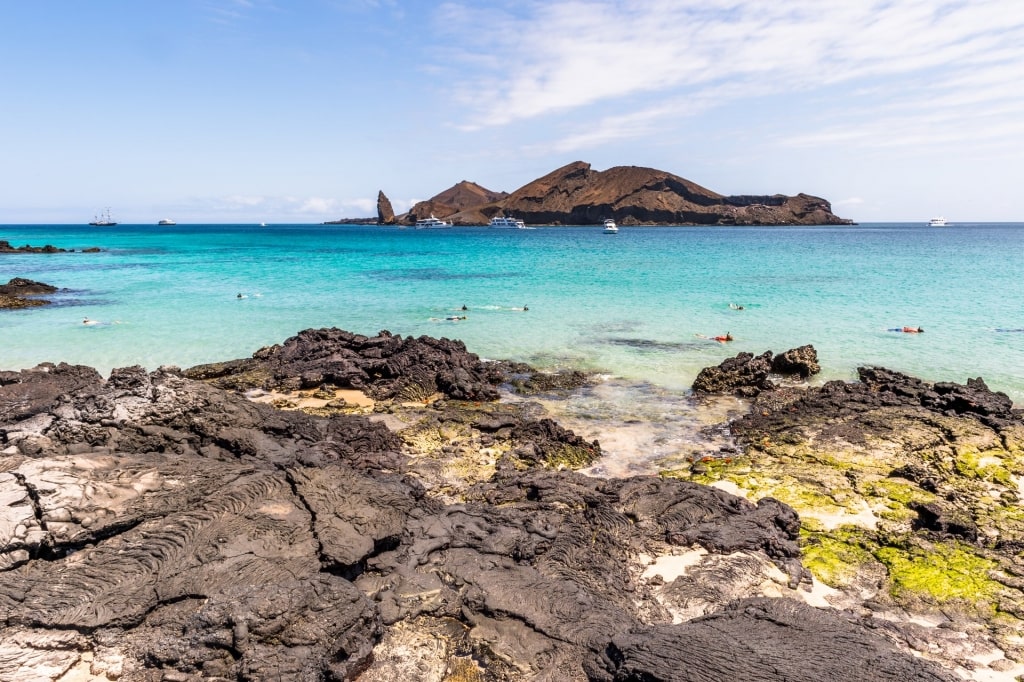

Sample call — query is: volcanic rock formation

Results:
[0,330,967,681]
[0,277,60,309]
[376,190,395,225]
[405,180,508,224]
[399,161,852,226]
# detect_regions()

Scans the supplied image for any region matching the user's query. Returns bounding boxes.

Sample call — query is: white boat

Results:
[88,207,117,227]
[928,217,949,227]
[602,218,618,234]
[158,219,177,226]
[415,215,452,229]
[489,215,527,229]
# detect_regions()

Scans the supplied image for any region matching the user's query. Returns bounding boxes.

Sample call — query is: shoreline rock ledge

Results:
[0,329,968,681]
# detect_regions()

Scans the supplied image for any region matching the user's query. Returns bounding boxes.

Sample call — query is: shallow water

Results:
[2,222,1023,407]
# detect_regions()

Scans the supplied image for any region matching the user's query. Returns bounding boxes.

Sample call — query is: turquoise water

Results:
[2,223,1024,406]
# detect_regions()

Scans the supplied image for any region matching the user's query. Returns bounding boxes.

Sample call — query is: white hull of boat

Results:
[489,216,527,229]
[415,215,453,229]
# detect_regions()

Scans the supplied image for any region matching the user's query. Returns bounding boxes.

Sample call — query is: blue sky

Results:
[2,0,1023,223]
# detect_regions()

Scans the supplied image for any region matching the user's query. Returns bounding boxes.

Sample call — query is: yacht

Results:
[158,219,177,226]
[928,217,949,227]
[489,215,527,229]
[88,208,117,226]
[415,215,452,229]
[602,218,619,234]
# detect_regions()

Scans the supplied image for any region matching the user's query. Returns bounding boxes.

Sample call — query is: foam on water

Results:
[524,380,751,477]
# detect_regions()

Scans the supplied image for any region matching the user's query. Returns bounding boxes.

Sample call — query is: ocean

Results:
[2,222,1022,471]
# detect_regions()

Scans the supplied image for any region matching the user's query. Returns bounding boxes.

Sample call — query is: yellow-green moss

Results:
[865,478,936,507]
[954,449,1013,485]
[443,657,485,681]
[545,443,599,470]
[800,529,877,588]
[875,542,1000,604]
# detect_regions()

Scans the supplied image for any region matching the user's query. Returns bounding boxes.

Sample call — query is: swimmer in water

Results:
[729,303,745,310]
[461,305,468,311]
[888,326,923,333]
[523,305,528,311]
[445,315,468,321]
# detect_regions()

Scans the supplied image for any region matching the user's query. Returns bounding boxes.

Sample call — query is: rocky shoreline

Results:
[1,329,1020,680]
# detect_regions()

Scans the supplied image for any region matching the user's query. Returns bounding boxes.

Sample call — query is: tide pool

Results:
[2,222,1023,404]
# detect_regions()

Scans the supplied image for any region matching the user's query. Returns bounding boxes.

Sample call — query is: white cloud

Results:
[440,0,1024,156]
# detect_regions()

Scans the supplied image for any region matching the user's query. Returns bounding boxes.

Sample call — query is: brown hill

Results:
[406,181,507,222]
[397,162,852,226]
[497,161,850,226]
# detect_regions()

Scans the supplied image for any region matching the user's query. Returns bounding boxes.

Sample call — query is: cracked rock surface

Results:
[1,331,960,681]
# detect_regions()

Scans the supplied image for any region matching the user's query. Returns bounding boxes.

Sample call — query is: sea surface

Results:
[3,222,1022,472]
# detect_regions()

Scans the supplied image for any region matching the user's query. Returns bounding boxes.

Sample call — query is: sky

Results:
[2,0,1023,224]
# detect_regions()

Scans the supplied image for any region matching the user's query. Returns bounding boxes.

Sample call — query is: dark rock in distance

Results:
[376,189,395,225]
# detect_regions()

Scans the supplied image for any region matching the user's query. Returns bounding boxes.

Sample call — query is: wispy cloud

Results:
[440,0,1024,155]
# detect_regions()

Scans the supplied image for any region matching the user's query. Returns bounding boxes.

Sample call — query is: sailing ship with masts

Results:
[89,207,117,226]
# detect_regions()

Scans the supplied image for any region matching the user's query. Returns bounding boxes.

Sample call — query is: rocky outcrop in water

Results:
[0,277,61,309]
[692,345,821,396]
[376,190,395,225]
[0,331,963,681]
[0,240,68,254]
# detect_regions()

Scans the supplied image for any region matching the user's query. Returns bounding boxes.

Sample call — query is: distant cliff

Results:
[398,161,852,226]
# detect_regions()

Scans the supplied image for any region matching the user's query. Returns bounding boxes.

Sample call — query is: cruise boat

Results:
[602,218,619,234]
[928,217,949,227]
[489,215,527,229]
[158,219,177,226]
[415,215,452,229]
[88,208,117,226]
